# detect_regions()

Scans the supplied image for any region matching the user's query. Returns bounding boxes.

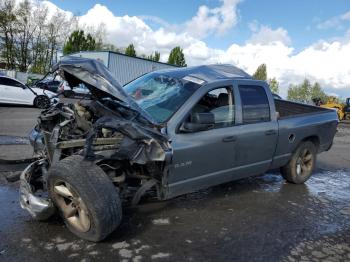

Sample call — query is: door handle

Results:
[265,130,277,136]
[222,135,237,142]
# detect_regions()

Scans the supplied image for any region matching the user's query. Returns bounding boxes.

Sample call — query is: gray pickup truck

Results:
[20,57,338,241]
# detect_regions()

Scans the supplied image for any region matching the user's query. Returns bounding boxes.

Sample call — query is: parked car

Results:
[58,81,91,98]
[0,76,58,108]
[20,58,338,242]
[35,79,62,93]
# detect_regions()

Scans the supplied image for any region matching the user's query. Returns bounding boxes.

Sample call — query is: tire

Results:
[34,95,50,109]
[48,155,122,242]
[280,141,317,184]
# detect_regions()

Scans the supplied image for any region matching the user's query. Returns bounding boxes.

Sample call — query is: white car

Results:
[0,76,58,108]
[58,81,91,98]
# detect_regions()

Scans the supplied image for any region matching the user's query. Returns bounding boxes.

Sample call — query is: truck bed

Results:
[275,99,329,119]
[271,98,338,170]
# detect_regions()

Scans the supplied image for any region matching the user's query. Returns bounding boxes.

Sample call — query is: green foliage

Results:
[100,43,121,53]
[167,46,186,67]
[147,51,160,62]
[63,30,97,55]
[310,82,328,103]
[154,51,160,62]
[287,79,328,103]
[268,77,279,94]
[253,64,279,94]
[0,0,74,73]
[125,43,136,57]
[0,0,17,70]
[252,64,267,81]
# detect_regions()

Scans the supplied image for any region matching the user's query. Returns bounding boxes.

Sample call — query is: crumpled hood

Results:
[53,56,130,104]
[52,56,157,124]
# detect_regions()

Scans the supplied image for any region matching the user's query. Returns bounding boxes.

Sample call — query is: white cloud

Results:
[41,0,73,19]
[317,10,350,30]
[247,24,291,45]
[43,1,350,98]
[185,0,241,38]
[341,11,350,21]
[218,40,350,97]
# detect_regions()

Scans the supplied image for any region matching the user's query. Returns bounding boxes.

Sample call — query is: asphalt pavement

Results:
[0,105,349,262]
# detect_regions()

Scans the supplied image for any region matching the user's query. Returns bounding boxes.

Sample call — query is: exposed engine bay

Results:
[20,57,171,220]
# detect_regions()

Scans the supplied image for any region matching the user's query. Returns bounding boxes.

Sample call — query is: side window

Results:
[0,77,24,88]
[189,87,235,128]
[239,85,270,124]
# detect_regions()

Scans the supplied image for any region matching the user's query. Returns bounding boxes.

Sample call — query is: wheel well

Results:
[33,95,43,104]
[302,135,320,150]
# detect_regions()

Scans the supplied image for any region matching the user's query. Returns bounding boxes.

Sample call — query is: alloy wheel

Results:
[35,96,50,109]
[296,148,313,177]
[53,181,91,233]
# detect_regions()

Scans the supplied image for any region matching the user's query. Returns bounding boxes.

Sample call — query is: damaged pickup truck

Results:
[20,57,338,241]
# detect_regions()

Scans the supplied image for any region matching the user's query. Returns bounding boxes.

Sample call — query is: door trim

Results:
[164,159,271,199]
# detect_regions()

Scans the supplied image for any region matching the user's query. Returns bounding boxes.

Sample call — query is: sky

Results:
[43,0,350,98]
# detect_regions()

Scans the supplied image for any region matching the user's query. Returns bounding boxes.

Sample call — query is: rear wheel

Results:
[34,95,50,109]
[48,155,122,242]
[280,141,316,184]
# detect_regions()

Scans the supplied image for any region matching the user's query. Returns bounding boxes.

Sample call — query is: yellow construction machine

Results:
[319,97,350,121]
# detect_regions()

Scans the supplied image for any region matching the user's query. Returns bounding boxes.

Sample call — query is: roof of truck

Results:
[155,64,252,83]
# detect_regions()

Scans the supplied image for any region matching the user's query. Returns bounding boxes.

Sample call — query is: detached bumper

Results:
[19,160,55,220]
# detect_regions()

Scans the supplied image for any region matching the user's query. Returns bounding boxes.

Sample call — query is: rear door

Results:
[233,81,278,175]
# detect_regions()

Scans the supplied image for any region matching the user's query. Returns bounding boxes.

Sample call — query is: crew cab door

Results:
[232,81,278,175]
[165,84,240,198]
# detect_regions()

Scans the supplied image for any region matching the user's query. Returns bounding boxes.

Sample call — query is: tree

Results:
[125,43,136,57]
[0,0,74,73]
[287,79,311,103]
[287,79,328,103]
[167,46,186,67]
[268,77,279,94]
[253,64,279,93]
[147,51,160,62]
[252,63,267,81]
[154,51,160,62]
[63,30,97,55]
[0,0,17,69]
[310,82,328,103]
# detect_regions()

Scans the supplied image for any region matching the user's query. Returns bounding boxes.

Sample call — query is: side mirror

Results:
[180,112,215,133]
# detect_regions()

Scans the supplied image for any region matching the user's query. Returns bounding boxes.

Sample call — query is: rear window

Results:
[238,85,270,124]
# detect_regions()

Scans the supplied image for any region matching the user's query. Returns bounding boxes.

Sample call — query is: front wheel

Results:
[280,141,317,184]
[34,95,50,109]
[48,155,122,242]
[345,113,350,121]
